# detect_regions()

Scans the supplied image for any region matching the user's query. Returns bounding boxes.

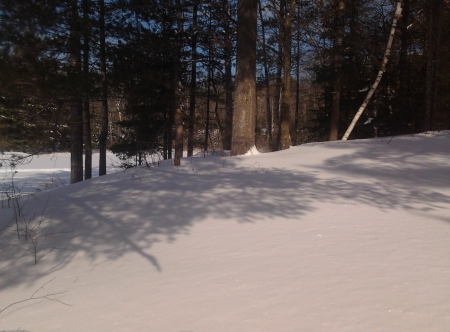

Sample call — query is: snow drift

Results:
[1,132,450,332]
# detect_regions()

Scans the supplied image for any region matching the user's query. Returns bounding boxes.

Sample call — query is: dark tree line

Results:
[1,0,449,182]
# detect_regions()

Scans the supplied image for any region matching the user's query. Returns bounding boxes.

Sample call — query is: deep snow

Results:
[1,132,450,332]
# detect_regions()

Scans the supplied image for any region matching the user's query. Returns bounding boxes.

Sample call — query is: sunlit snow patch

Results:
[243,145,260,156]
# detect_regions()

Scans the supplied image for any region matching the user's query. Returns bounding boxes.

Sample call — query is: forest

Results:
[0,0,449,183]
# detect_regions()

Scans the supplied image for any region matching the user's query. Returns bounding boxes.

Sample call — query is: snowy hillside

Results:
[1,132,450,332]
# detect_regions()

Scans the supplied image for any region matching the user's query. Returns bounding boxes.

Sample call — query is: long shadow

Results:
[306,132,450,190]
[1,135,449,292]
[297,133,450,213]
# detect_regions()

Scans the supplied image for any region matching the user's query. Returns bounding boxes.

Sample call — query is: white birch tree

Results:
[341,1,403,141]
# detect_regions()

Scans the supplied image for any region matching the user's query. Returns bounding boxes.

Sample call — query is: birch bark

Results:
[341,1,403,141]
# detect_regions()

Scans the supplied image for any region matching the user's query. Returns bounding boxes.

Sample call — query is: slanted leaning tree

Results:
[342,0,403,140]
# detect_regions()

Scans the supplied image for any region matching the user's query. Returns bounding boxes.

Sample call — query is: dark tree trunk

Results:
[258,0,272,147]
[163,108,169,160]
[69,0,83,184]
[329,0,345,141]
[204,54,212,152]
[397,0,410,133]
[173,0,183,166]
[271,35,283,151]
[167,109,172,160]
[98,0,109,176]
[231,0,257,156]
[271,0,287,152]
[223,0,233,151]
[279,0,296,151]
[188,3,198,157]
[204,11,213,153]
[82,0,92,180]
[424,0,444,131]
[293,4,301,146]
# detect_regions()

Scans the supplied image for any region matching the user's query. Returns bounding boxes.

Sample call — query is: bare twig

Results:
[242,162,260,173]
[0,278,71,315]
[2,185,72,264]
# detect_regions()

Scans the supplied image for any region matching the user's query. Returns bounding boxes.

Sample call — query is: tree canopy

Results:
[1,0,448,178]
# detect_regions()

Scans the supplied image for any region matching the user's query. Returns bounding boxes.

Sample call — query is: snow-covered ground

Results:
[1,132,450,332]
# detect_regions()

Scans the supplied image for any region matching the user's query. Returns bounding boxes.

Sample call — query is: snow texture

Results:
[1,132,450,332]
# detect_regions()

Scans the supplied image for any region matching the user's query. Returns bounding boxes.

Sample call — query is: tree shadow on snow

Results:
[1,133,450,292]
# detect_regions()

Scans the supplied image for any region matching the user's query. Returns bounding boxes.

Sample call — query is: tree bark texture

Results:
[69,0,83,184]
[396,0,410,134]
[231,0,257,156]
[329,0,345,141]
[187,3,198,157]
[293,3,301,146]
[258,0,272,146]
[279,0,296,150]
[204,51,212,152]
[271,31,283,151]
[98,0,109,175]
[82,0,92,180]
[173,0,184,166]
[223,0,233,151]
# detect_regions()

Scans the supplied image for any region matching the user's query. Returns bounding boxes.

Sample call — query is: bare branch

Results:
[0,278,71,315]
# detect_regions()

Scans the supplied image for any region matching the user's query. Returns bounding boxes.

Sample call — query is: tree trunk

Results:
[69,0,83,184]
[204,53,212,152]
[212,80,225,147]
[167,110,173,160]
[98,0,108,175]
[397,0,410,134]
[342,1,403,140]
[223,0,233,151]
[204,11,213,153]
[424,0,444,131]
[187,3,197,157]
[173,0,183,166]
[82,0,92,180]
[231,0,257,156]
[271,31,283,151]
[163,109,168,160]
[293,3,301,146]
[258,0,272,147]
[279,0,296,151]
[329,0,345,141]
